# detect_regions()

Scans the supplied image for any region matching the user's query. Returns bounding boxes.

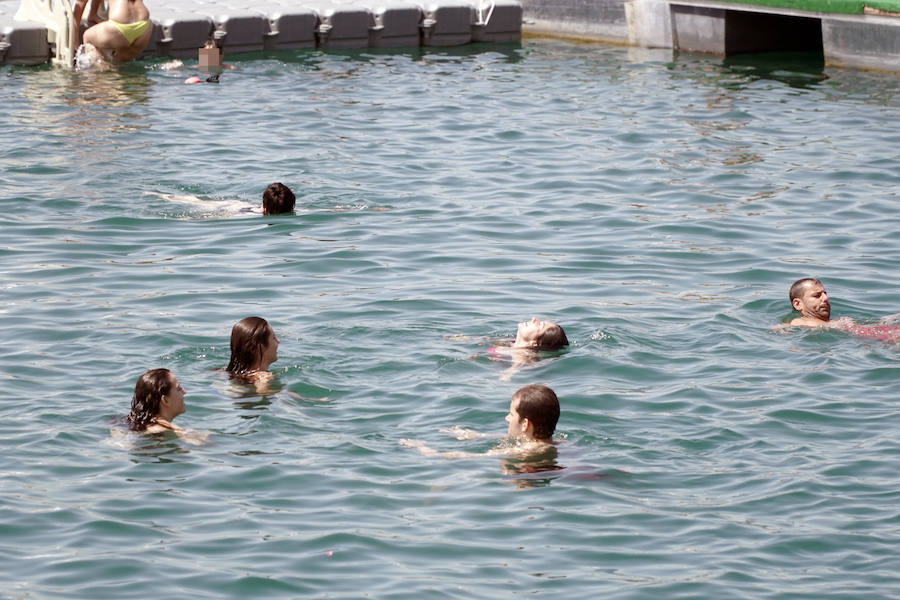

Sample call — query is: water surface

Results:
[2,40,900,598]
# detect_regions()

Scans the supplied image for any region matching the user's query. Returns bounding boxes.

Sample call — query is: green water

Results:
[1,41,900,598]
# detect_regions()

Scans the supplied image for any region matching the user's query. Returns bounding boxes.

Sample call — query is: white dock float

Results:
[419,1,473,46]
[471,0,523,42]
[0,0,521,66]
[352,0,422,48]
[0,8,47,64]
[253,4,318,51]
[306,1,371,49]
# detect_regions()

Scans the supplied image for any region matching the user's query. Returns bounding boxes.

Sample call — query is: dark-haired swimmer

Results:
[400,384,561,460]
[262,182,296,215]
[787,278,845,328]
[127,368,185,433]
[226,316,280,393]
[149,182,295,217]
[777,278,900,339]
[124,369,207,444]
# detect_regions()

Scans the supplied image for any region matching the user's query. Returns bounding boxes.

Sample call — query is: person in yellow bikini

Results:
[73,0,152,64]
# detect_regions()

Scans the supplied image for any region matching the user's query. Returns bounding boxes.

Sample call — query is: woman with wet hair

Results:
[126,368,186,433]
[226,316,280,381]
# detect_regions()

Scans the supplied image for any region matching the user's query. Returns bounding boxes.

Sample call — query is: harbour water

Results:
[2,41,900,598]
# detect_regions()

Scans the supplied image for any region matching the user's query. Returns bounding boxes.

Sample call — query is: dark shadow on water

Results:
[228,42,524,67]
[233,396,273,414]
[669,50,828,91]
[500,446,567,489]
[722,51,828,89]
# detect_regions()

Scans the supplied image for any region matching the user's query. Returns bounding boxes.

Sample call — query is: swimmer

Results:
[787,277,845,327]
[401,384,561,460]
[510,317,569,351]
[73,0,152,64]
[126,368,186,434]
[226,316,280,390]
[148,183,294,216]
[778,278,900,339]
[505,383,560,444]
[262,182,296,215]
[475,317,568,380]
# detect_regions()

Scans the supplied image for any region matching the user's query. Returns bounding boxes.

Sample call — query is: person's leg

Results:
[83,22,127,50]
[86,0,103,26]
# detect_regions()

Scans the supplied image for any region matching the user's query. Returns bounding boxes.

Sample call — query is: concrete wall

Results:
[521,0,900,73]
[519,0,630,42]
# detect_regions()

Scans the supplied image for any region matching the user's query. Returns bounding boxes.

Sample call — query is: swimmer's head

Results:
[127,368,185,431]
[507,384,560,442]
[514,317,568,351]
[789,277,830,322]
[227,316,279,375]
[262,182,296,215]
[199,38,224,69]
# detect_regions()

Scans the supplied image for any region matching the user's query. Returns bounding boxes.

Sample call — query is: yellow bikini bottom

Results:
[110,19,151,45]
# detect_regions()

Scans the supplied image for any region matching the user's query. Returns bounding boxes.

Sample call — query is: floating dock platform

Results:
[2,0,900,72]
[0,0,523,66]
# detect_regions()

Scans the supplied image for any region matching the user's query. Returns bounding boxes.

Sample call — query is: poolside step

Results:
[0,0,522,66]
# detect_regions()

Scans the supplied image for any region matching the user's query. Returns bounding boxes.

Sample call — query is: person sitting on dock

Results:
[73,0,152,64]
[262,182,296,215]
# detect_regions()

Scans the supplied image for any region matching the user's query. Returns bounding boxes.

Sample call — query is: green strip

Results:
[711,0,865,13]
[864,0,900,11]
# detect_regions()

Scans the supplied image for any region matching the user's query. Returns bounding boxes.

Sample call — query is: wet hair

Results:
[789,278,822,304]
[262,182,295,215]
[127,368,173,432]
[513,384,560,441]
[226,316,273,376]
[203,37,224,57]
[535,323,569,351]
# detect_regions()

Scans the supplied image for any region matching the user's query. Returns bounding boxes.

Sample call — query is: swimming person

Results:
[126,368,186,434]
[504,383,560,444]
[509,317,568,352]
[782,278,900,340]
[481,317,568,380]
[149,183,294,216]
[73,0,152,64]
[262,183,296,215]
[788,277,840,327]
[401,384,562,459]
[226,316,280,386]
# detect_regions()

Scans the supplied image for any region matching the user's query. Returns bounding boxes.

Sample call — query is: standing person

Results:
[226,317,280,382]
[74,0,152,64]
